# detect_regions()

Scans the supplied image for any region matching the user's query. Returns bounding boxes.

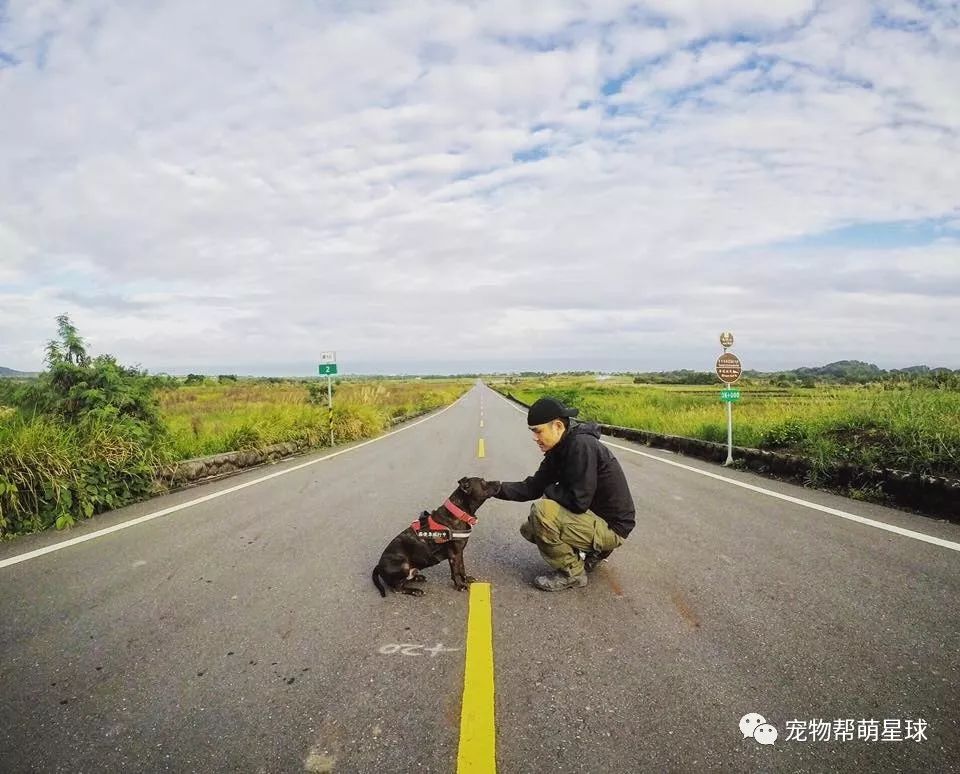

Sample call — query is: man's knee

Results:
[519,519,536,543]
[530,498,559,527]
[525,499,561,542]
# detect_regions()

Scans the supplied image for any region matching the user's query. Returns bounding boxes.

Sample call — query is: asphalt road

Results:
[1,382,958,774]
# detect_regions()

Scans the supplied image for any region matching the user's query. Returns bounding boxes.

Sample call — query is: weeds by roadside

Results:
[500,377,959,480]
[0,316,469,540]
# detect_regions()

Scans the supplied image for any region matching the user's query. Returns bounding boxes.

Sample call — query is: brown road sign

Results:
[716,353,742,383]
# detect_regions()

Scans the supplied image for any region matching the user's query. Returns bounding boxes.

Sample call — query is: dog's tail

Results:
[372,566,387,597]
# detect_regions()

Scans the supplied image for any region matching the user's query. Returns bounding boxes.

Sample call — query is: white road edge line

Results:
[0,394,468,570]
[487,387,960,553]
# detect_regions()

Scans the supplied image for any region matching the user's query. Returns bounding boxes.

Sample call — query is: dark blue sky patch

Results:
[529,121,557,133]
[601,44,778,105]
[419,41,457,65]
[601,72,632,96]
[621,7,672,30]
[34,31,55,69]
[512,145,549,163]
[871,7,930,33]
[771,218,960,251]
[493,18,592,54]
[451,164,501,183]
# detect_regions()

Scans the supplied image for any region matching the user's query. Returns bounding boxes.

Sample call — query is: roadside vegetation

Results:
[4,318,953,538]
[0,317,468,540]
[0,316,172,538]
[493,374,960,484]
[157,377,468,458]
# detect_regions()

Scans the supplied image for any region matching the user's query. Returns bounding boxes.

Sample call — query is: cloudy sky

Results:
[1,0,958,375]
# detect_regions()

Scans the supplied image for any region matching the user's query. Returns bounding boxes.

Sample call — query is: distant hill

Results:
[633,360,959,385]
[0,366,36,378]
[758,360,958,383]
[792,360,883,380]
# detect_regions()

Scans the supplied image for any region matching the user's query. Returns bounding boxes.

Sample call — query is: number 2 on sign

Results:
[379,643,461,657]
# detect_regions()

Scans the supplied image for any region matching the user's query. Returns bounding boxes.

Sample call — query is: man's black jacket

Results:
[495,421,636,538]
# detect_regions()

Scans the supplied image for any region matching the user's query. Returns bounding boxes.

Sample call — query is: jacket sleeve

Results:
[543,436,597,514]
[495,455,555,502]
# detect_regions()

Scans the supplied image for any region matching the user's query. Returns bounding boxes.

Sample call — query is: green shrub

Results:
[759,420,808,450]
[221,424,262,451]
[306,381,334,405]
[0,315,171,539]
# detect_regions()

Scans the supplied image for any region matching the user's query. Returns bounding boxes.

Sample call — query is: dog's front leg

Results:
[447,543,474,591]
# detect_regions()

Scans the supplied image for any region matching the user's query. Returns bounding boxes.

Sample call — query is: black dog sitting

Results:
[372,477,501,597]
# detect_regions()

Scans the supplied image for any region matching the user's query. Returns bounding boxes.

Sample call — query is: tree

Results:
[15,315,164,430]
[2,315,171,536]
[46,314,90,367]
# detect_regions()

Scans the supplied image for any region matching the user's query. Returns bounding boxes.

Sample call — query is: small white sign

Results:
[320,351,336,363]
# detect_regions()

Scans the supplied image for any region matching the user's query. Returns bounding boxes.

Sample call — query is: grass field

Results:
[0,377,471,538]
[158,378,472,459]
[493,376,960,480]
[3,371,955,538]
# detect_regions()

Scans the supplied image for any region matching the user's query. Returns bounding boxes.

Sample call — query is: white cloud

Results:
[0,0,958,373]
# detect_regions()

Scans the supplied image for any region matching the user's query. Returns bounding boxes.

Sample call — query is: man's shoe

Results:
[584,550,613,573]
[533,571,588,591]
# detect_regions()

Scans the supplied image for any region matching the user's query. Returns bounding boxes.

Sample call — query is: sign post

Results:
[715,334,741,466]
[319,352,337,446]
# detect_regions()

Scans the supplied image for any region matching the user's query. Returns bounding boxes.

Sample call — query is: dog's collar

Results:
[443,499,477,526]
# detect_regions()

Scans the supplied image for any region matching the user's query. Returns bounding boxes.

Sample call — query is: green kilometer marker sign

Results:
[319,351,337,447]
[720,389,740,402]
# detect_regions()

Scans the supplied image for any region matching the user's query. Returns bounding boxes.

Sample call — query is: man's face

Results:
[529,419,565,453]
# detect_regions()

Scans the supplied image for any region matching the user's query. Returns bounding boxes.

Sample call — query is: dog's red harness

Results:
[410,499,477,543]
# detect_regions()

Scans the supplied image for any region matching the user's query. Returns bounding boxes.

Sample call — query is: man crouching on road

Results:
[493,396,636,591]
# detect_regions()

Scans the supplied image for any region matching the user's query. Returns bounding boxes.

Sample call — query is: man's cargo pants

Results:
[520,498,625,577]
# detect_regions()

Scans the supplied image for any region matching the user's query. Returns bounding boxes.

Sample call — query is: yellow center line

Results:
[477,438,485,457]
[480,420,484,428]
[457,582,497,773]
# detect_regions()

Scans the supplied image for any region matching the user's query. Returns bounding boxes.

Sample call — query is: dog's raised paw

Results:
[410,573,428,583]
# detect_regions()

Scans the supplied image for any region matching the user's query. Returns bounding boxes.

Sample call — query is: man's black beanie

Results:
[527,397,579,426]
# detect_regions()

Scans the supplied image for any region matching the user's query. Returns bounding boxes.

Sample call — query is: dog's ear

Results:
[459,477,471,492]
